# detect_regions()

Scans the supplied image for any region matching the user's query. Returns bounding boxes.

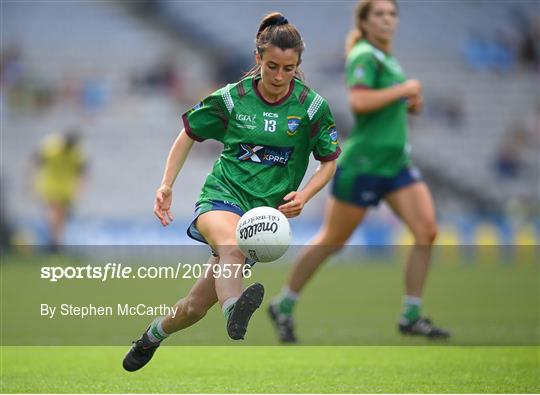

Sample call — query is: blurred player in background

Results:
[269,0,450,342]
[33,130,86,252]
[123,12,341,372]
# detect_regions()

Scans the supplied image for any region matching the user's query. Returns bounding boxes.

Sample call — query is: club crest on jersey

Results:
[287,116,302,136]
[238,143,293,167]
[328,124,338,144]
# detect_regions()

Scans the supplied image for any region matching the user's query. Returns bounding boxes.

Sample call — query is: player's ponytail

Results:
[345,28,363,56]
[244,12,305,80]
[346,0,398,55]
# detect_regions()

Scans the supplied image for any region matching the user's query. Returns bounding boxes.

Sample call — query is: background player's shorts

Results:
[35,179,76,207]
[331,165,422,207]
[187,199,256,266]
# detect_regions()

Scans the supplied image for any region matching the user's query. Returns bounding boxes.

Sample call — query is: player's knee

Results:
[214,244,245,262]
[315,231,348,253]
[413,222,438,246]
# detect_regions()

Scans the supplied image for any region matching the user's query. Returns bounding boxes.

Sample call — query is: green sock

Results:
[223,304,235,319]
[222,297,238,319]
[273,287,298,315]
[277,296,296,315]
[401,296,422,323]
[146,317,169,344]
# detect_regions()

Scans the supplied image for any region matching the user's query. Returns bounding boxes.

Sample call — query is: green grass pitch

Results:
[2,346,538,393]
[1,249,539,393]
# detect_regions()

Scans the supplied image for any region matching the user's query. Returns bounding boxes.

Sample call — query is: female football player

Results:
[123,12,341,371]
[269,0,450,342]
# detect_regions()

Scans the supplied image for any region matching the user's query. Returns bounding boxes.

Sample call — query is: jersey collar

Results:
[252,76,295,106]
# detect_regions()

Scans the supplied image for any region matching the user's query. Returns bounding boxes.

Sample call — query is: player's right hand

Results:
[402,79,422,97]
[154,185,173,226]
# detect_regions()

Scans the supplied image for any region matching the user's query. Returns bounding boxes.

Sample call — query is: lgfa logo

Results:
[236,113,256,123]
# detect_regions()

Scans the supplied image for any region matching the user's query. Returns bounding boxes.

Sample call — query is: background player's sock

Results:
[273,287,299,315]
[400,295,422,324]
[146,317,170,344]
[222,297,238,319]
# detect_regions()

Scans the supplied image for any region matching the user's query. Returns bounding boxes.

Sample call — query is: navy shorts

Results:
[187,200,244,244]
[331,165,422,207]
[186,200,256,266]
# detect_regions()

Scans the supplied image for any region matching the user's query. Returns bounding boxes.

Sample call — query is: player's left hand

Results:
[408,94,423,114]
[278,191,307,218]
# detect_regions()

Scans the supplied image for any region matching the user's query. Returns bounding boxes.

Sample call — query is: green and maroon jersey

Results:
[182,75,341,212]
[341,39,410,177]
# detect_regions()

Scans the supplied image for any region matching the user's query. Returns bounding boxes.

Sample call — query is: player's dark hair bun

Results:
[256,13,289,39]
[273,16,289,26]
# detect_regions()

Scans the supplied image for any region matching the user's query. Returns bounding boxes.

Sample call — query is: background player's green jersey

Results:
[182,76,341,212]
[340,39,410,177]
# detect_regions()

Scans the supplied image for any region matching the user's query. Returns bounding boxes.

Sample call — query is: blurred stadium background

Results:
[1,0,539,247]
[1,3,539,392]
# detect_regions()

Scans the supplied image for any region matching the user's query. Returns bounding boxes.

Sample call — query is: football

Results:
[235,206,291,262]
